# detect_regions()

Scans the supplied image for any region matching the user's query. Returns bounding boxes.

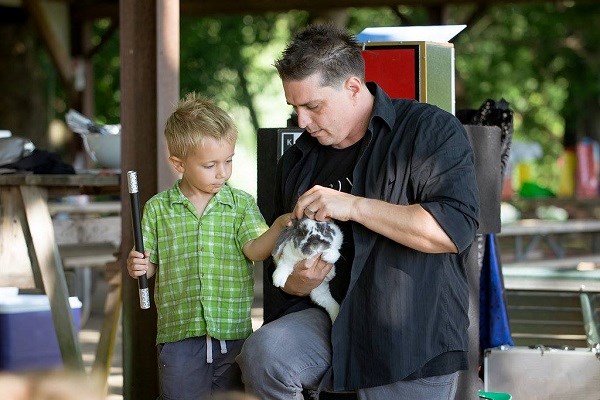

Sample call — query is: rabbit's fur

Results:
[272,218,343,322]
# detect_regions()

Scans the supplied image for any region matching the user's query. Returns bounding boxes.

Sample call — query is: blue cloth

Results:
[480,234,514,350]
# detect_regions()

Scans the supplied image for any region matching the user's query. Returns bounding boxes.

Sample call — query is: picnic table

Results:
[0,172,120,371]
[498,218,600,262]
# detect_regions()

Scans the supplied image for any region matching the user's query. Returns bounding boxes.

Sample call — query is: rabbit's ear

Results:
[272,227,295,258]
[272,241,284,260]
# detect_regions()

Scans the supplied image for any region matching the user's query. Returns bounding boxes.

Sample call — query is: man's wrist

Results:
[280,286,308,297]
[350,196,365,222]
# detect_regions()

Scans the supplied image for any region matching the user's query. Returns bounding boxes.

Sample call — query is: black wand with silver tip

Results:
[127,170,151,309]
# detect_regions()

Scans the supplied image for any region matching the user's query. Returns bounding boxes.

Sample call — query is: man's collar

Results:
[366,82,396,133]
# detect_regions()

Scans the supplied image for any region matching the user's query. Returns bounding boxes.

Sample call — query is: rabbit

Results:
[271,218,343,322]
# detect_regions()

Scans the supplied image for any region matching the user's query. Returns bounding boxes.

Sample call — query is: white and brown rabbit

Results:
[271,218,343,322]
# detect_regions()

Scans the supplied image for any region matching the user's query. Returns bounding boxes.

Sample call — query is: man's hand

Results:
[293,185,358,222]
[282,256,334,296]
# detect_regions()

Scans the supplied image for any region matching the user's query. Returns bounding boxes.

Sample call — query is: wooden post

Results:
[157,0,180,192]
[120,0,160,398]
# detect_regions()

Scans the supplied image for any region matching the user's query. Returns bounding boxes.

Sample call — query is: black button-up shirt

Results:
[265,83,480,391]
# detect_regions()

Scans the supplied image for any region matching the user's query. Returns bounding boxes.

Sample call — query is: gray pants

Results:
[157,336,245,400]
[237,308,458,400]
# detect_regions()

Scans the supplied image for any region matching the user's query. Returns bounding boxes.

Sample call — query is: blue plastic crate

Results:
[0,294,81,371]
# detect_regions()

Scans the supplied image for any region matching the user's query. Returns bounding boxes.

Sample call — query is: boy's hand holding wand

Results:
[127,170,151,309]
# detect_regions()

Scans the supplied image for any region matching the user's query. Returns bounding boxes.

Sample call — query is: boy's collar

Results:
[168,179,234,208]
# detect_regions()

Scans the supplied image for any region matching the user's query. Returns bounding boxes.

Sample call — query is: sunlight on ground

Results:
[107,371,123,399]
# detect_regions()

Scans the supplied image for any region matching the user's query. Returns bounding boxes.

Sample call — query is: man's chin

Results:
[315,135,332,146]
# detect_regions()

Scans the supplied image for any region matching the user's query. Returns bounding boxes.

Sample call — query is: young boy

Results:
[126,93,291,400]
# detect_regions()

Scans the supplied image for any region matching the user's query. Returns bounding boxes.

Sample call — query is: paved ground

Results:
[79,315,123,399]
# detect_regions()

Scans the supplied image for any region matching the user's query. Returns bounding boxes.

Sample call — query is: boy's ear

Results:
[169,156,185,173]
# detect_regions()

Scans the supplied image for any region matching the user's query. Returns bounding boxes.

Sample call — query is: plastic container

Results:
[479,391,512,400]
[0,294,81,371]
[557,148,576,197]
[82,133,120,169]
[575,137,600,199]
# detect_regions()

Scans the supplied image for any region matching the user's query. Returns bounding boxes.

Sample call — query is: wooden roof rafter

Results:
[177,0,569,15]
[21,0,75,98]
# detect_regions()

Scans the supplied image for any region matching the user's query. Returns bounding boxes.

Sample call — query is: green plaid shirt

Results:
[142,181,267,344]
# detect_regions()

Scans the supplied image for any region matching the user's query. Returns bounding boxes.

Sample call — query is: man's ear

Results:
[169,155,185,173]
[344,76,362,94]
[344,76,362,99]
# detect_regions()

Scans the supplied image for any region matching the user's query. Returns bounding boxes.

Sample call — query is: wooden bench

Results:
[48,198,124,391]
[48,200,121,216]
[501,255,600,348]
[58,242,119,268]
[50,202,120,325]
[506,290,600,348]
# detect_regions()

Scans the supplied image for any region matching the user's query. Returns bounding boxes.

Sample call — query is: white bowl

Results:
[83,133,120,169]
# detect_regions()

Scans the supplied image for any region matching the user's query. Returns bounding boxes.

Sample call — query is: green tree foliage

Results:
[180,13,297,149]
[91,19,120,125]
[453,3,600,189]
[86,5,600,193]
[91,14,300,147]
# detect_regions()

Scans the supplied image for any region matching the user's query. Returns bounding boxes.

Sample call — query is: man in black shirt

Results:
[237,24,480,400]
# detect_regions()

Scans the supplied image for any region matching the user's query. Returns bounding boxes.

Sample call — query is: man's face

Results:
[283,72,365,149]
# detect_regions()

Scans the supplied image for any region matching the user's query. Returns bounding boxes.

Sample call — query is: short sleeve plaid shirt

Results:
[142,181,268,344]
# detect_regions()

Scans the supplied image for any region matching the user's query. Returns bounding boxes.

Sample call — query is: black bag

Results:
[0,136,75,174]
[2,149,75,174]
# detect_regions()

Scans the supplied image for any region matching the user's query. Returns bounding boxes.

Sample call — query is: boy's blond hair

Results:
[164,92,238,159]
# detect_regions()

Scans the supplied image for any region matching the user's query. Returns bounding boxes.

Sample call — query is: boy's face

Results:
[170,136,235,196]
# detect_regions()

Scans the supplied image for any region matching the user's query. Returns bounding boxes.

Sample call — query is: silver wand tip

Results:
[127,170,138,194]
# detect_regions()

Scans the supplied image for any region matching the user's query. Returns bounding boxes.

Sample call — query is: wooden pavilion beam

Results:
[120,0,160,398]
[22,0,76,98]
[179,0,562,15]
[61,0,573,22]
